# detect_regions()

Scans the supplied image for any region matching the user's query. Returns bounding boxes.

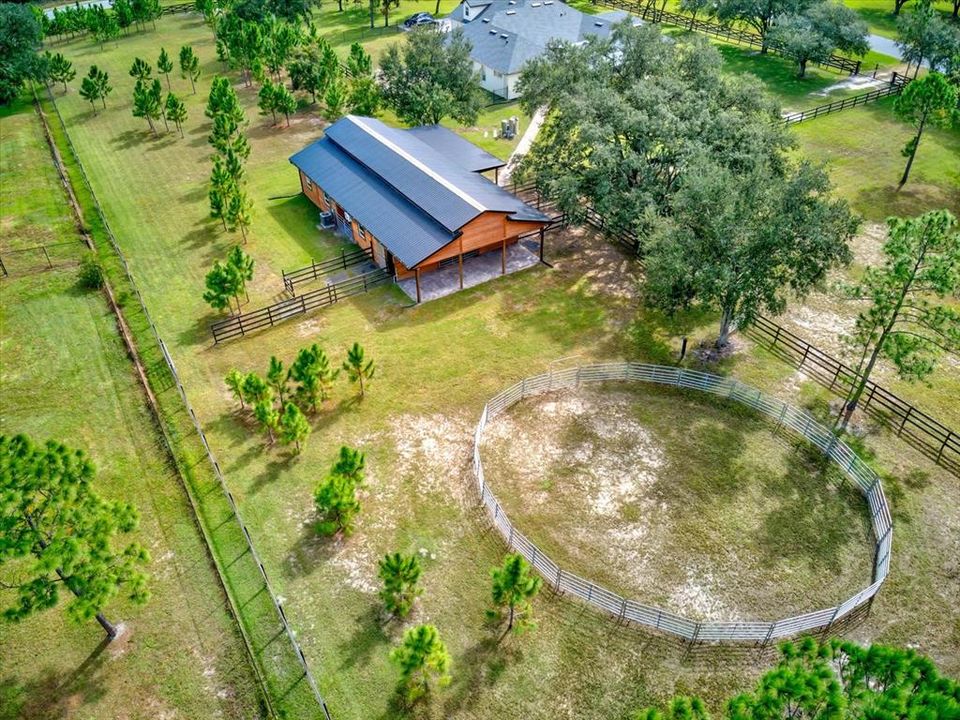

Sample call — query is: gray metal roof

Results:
[290,116,549,268]
[451,0,632,74]
[405,125,506,172]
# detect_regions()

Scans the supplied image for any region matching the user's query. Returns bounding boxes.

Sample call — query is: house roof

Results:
[449,0,635,74]
[289,116,549,269]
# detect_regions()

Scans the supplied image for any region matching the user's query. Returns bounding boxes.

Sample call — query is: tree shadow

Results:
[337,605,391,672]
[248,451,301,495]
[0,633,111,720]
[442,635,519,714]
[754,439,873,576]
[281,512,341,580]
[110,128,152,151]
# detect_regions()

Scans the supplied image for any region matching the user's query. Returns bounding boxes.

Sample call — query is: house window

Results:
[323,192,332,206]
[481,66,487,81]
[357,225,366,239]
[304,177,314,192]
[344,211,353,224]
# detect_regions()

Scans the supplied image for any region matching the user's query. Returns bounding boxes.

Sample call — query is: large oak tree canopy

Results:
[517,23,858,346]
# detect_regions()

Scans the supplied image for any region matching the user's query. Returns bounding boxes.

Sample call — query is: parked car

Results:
[403,12,435,28]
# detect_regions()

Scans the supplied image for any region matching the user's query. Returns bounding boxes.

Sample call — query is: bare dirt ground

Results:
[480,384,877,622]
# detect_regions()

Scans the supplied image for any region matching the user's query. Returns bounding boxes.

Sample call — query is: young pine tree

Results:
[314,472,361,535]
[378,552,423,619]
[179,45,201,94]
[242,373,272,407]
[274,84,297,127]
[488,552,542,637]
[266,355,289,405]
[157,47,173,89]
[129,56,152,82]
[253,400,281,445]
[48,52,76,93]
[342,342,374,397]
[225,368,246,409]
[164,92,187,137]
[279,402,310,454]
[389,625,452,705]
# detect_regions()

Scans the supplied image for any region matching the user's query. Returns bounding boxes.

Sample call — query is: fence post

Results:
[898,405,913,436]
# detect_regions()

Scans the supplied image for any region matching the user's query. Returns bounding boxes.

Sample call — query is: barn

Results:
[289,115,552,302]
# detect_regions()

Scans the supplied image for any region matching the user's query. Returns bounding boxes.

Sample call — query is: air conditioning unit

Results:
[319,211,336,229]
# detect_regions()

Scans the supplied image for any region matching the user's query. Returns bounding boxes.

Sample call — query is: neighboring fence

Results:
[748,316,960,474]
[783,73,909,125]
[595,0,861,75]
[510,180,960,476]
[39,88,332,720]
[161,2,195,15]
[212,266,392,343]
[0,240,83,276]
[282,246,374,294]
[474,362,893,642]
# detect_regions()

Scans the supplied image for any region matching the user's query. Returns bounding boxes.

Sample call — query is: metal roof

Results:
[290,116,549,269]
[290,137,455,269]
[405,125,506,172]
[450,0,634,73]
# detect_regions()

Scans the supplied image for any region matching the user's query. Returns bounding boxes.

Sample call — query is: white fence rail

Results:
[472,362,893,644]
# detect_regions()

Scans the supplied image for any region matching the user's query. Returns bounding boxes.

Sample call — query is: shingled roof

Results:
[449,0,633,74]
[289,116,549,269]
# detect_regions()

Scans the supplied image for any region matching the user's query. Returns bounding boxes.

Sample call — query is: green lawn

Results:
[23,11,960,719]
[0,98,262,720]
[792,99,960,223]
[840,0,957,38]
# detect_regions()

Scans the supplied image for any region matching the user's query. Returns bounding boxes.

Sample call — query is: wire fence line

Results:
[473,362,892,643]
[782,73,909,125]
[39,87,332,720]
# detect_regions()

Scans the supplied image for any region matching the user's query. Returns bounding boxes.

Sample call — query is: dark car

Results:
[403,12,435,28]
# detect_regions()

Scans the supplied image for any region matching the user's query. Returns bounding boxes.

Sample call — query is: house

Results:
[446,0,634,99]
[289,115,552,303]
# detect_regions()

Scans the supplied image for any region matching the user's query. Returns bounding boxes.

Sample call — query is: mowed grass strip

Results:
[35,89,329,717]
[0,99,262,720]
[39,13,960,718]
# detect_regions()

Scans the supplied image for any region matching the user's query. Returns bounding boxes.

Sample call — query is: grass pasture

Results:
[14,9,960,720]
[0,99,262,720]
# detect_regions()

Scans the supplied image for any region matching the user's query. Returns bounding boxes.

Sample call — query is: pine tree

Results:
[0,435,150,639]
[274,83,297,127]
[290,344,339,412]
[331,445,365,484]
[266,355,289,405]
[488,553,542,636]
[390,625,452,704]
[314,472,361,534]
[253,400,281,445]
[129,56,152,82]
[342,342,374,397]
[226,245,254,303]
[324,75,347,121]
[132,78,162,135]
[164,92,187,137]
[242,373,272,406]
[225,188,253,242]
[378,552,423,618]
[258,79,279,124]
[157,47,173,89]
[48,52,76,93]
[279,402,310,454]
[225,368,246,409]
[179,45,201,94]
[202,259,242,313]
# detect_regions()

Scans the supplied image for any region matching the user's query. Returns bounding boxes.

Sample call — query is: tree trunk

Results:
[161,113,169,132]
[95,612,118,639]
[507,603,515,632]
[716,306,734,348]
[190,75,196,94]
[798,59,807,77]
[436,0,441,14]
[898,114,925,189]
[147,116,157,135]
[369,0,375,29]
[178,121,184,138]
[285,111,291,128]
[358,373,365,397]
[101,96,107,109]
[164,73,170,90]
[63,80,69,93]
[894,0,907,14]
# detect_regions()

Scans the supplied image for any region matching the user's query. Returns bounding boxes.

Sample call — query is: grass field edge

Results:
[31,87,330,720]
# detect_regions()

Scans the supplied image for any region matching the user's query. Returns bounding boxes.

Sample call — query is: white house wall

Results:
[474,61,521,99]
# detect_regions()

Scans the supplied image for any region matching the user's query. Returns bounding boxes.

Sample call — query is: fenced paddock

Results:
[473,363,892,644]
[782,73,909,125]
[282,246,374,295]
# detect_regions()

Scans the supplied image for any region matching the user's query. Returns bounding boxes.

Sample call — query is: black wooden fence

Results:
[161,2,195,15]
[595,0,862,75]
[747,316,959,473]
[212,267,392,343]
[783,73,910,125]
[282,246,373,294]
[510,181,960,475]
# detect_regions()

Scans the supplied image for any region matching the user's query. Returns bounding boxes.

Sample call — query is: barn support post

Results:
[415,267,422,304]
[501,237,507,275]
[539,227,545,263]
[459,236,464,290]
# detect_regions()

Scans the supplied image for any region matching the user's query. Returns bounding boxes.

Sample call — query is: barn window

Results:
[304,177,314,191]
[357,225,366,239]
